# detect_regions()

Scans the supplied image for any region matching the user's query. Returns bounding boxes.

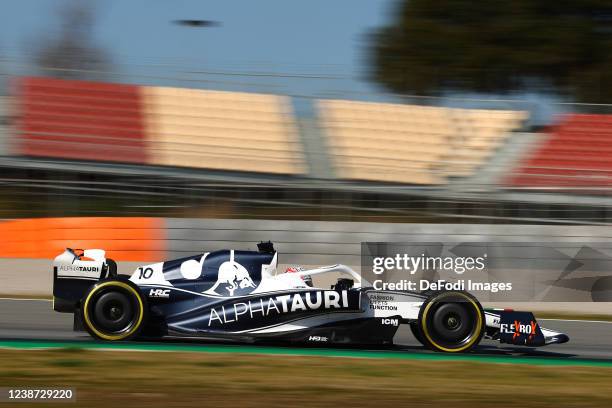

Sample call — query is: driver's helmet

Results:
[285,266,313,287]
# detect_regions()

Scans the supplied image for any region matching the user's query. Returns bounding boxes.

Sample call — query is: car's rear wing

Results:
[52,248,116,313]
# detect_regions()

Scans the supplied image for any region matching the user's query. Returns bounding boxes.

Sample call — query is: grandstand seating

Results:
[509,114,612,187]
[14,76,535,184]
[446,108,528,176]
[318,99,526,184]
[142,86,305,174]
[15,77,305,175]
[16,77,147,164]
[318,100,449,184]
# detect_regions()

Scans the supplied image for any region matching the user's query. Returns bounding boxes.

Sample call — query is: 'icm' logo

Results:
[382,318,399,326]
[149,289,170,298]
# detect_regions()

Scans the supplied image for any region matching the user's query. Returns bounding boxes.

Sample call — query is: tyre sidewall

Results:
[80,278,147,341]
[409,322,425,346]
[417,290,484,353]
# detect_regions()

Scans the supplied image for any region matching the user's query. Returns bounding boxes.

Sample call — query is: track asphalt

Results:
[1,299,611,366]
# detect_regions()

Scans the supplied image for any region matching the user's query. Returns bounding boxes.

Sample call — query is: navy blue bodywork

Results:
[134,249,398,345]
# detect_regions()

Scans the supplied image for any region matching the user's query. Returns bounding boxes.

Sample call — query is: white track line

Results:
[0,297,52,302]
[540,318,612,324]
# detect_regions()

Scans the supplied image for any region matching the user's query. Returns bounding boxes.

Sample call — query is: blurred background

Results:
[0,0,612,224]
[1,6,612,408]
[0,0,611,223]
[0,0,611,299]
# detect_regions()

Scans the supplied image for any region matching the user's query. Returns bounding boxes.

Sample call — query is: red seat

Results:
[16,77,148,164]
[508,114,612,188]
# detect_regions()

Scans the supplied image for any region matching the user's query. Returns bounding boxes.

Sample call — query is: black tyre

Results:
[417,291,484,353]
[81,279,147,341]
[409,322,425,346]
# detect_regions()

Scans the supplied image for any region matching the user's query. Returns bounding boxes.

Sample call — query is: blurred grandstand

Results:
[0,73,611,225]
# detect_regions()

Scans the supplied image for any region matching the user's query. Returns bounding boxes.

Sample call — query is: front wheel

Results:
[81,279,147,341]
[416,291,484,353]
[409,322,425,346]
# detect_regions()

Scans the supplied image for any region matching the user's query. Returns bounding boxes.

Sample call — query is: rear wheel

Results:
[417,291,484,353]
[81,279,147,341]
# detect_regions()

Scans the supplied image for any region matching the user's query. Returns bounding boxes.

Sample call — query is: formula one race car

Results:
[52,243,569,353]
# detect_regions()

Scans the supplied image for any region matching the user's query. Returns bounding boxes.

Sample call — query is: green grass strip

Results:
[1,339,612,367]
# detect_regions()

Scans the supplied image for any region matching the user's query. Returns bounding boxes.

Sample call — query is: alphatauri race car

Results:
[52,242,569,352]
